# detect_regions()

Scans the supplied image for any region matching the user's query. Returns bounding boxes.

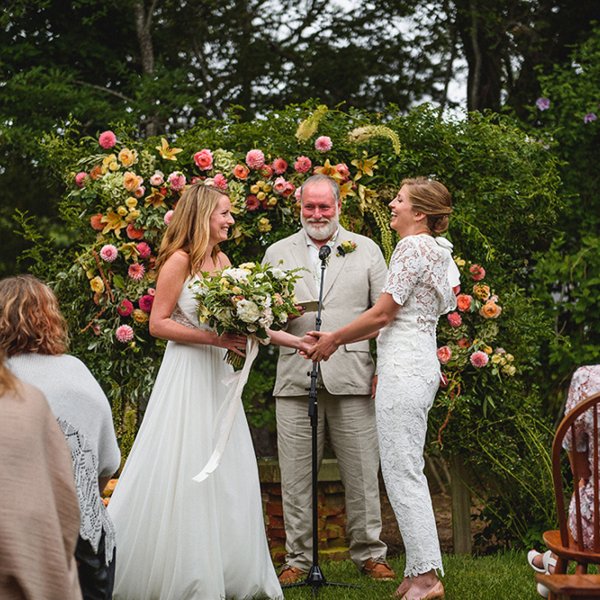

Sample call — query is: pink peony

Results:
[168,171,186,191]
[100,244,118,262]
[128,263,145,281]
[138,294,154,313]
[136,242,151,259]
[115,324,134,343]
[212,173,228,190]
[194,149,214,171]
[149,170,164,186]
[315,136,333,152]
[75,171,88,188]
[283,181,296,197]
[272,158,288,174]
[273,176,287,195]
[294,156,312,173]
[470,351,489,368]
[117,299,134,317]
[245,195,260,211]
[98,130,117,149]
[436,346,452,365]
[245,149,265,170]
[164,210,174,225]
[469,264,486,281]
[447,312,462,328]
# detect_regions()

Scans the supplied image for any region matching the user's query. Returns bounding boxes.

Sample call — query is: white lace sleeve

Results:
[383,238,423,306]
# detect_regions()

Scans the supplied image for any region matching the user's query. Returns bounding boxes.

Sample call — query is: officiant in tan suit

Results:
[262,174,395,584]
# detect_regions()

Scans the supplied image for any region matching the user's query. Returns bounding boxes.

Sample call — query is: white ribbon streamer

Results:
[192,338,259,483]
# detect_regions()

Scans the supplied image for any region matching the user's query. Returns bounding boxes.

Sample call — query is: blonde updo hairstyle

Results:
[401,177,452,234]
[155,183,229,275]
[0,275,69,357]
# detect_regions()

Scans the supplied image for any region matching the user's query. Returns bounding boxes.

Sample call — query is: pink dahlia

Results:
[315,136,333,152]
[447,312,462,328]
[128,263,145,281]
[436,346,452,365]
[100,244,118,262]
[138,294,154,313]
[75,171,88,188]
[117,299,134,317]
[272,158,288,175]
[136,242,151,259]
[164,210,174,225]
[212,173,228,190]
[294,156,312,173]
[194,149,214,171]
[245,149,265,170]
[470,351,489,368]
[115,324,134,343]
[168,171,186,191]
[98,130,117,149]
[147,287,156,297]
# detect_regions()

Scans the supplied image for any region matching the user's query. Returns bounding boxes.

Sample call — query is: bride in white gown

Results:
[109,183,307,599]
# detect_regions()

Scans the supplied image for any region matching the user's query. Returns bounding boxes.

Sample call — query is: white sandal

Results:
[527,550,546,573]
[542,550,557,573]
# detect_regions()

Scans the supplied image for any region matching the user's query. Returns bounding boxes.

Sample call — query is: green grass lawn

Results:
[281,552,540,599]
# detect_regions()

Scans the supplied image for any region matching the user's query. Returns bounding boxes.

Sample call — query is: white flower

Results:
[270,268,286,280]
[236,299,261,323]
[239,262,255,270]
[222,268,250,283]
[258,307,274,328]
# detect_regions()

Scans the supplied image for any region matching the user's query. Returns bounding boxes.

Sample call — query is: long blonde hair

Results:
[155,183,228,275]
[0,275,69,357]
[401,177,452,234]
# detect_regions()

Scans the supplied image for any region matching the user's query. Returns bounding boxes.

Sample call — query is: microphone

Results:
[318,245,331,262]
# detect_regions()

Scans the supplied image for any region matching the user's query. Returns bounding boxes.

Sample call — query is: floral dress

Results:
[563,365,600,548]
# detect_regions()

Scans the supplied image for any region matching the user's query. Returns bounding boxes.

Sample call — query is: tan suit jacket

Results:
[263,226,388,397]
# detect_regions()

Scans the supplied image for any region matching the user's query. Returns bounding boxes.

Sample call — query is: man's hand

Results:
[287,304,305,321]
[304,331,339,362]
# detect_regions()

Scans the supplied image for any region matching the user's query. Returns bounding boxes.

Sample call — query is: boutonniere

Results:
[336,241,357,257]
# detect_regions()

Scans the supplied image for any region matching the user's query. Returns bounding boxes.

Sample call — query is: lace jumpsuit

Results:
[376,234,456,578]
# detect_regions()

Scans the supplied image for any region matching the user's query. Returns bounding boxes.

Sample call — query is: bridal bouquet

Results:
[191,261,303,367]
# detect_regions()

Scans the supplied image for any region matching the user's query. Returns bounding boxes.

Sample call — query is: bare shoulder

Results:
[162,250,190,273]
[217,251,232,268]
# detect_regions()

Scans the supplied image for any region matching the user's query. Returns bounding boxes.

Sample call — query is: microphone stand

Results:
[283,244,356,596]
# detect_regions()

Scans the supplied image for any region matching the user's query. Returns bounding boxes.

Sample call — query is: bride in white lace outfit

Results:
[307,178,457,600]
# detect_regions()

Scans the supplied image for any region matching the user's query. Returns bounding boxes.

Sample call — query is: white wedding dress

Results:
[108,278,283,600]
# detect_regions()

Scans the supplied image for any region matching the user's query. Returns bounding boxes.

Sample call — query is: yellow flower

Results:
[250,184,260,194]
[128,209,140,220]
[258,217,272,233]
[267,196,278,207]
[231,286,242,294]
[503,365,516,377]
[239,262,255,270]
[117,205,128,216]
[351,152,378,180]
[219,278,230,288]
[295,105,328,141]
[455,257,466,267]
[505,353,514,362]
[101,154,117,174]
[314,159,338,179]
[123,171,143,192]
[118,148,138,167]
[145,190,166,208]
[101,210,127,236]
[482,345,493,354]
[257,191,266,201]
[125,197,138,209]
[156,138,183,161]
[339,181,355,200]
[132,309,148,324]
[263,184,272,193]
[491,354,503,365]
[90,276,104,294]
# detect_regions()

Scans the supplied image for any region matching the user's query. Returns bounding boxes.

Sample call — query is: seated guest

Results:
[0,275,121,600]
[528,365,600,597]
[0,347,82,599]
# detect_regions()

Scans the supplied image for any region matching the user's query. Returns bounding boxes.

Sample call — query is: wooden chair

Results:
[543,391,600,592]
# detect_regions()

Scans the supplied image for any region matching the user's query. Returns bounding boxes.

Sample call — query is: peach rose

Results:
[233,164,250,180]
[436,346,452,365]
[90,214,104,231]
[456,294,473,312]
[123,171,143,192]
[479,301,502,319]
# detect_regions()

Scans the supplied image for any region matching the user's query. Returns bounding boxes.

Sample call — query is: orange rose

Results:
[90,214,104,231]
[479,301,502,319]
[473,284,491,301]
[90,164,103,180]
[126,224,145,240]
[456,294,473,312]
[233,164,250,180]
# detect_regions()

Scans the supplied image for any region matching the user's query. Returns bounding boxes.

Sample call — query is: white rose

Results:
[222,268,249,283]
[270,268,286,280]
[236,299,261,323]
[258,307,273,328]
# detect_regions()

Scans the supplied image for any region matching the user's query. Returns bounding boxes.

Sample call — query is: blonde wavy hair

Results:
[155,183,229,275]
[0,347,17,396]
[401,177,453,234]
[0,275,69,357]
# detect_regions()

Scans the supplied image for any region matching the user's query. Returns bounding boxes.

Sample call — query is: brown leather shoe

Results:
[278,564,307,585]
[362,558,396,581]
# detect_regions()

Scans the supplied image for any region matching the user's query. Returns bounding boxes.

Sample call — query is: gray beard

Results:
[301,214,339,241]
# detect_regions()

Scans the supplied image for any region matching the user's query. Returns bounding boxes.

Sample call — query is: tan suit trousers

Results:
[276,391,387,571]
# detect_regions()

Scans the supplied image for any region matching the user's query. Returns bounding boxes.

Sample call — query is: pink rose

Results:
[138,294,154,313]
[447,312,462,327]
[149,171,164,186]
[100,244,118,262]
[282,181,296,197]
[273,176,287,195]
[469,264,486,281]
[294,156,312,173]
[315,136,333,152]
[245,195,260,211]
[470,351,489,368]
[134,185,146,198]
[212,173,228,190]
[98,130,117,149]
[168,171,186,191]
[436,346,452,365]
[117,299,134,317]
[164,210,174,225]
[136,242,151,259]
[75,171,88,188]
[190,176,202,184]
[259,165,273,179]
[272,158,288,174]
[246,149,265,170]
[194,149,214,171]
[115,324,134,343]
[294,187,302,201]
[335,163,350,180]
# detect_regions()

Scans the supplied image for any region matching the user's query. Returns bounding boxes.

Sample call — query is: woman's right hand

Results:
[216,333,247,356]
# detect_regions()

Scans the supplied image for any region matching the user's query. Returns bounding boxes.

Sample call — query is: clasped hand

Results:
[218,333,247,356]
[299,331,339,362]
